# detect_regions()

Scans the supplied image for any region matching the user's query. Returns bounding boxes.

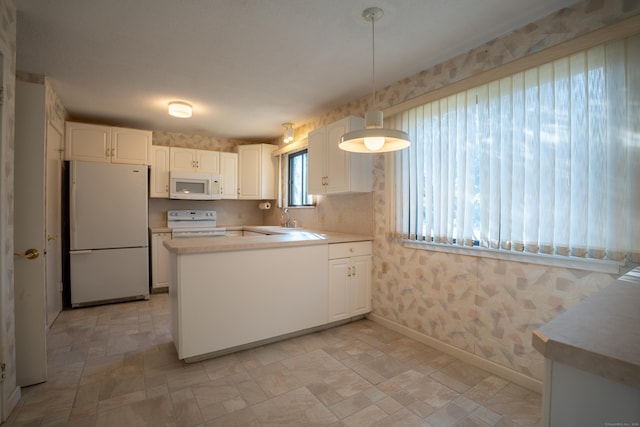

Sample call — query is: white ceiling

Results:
[16,0,576,141]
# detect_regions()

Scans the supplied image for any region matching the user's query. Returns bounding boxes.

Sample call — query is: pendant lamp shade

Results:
[339,7,410,153]
[339,110,410,153]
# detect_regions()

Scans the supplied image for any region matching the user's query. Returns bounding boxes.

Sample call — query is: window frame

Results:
[285,148,314,208]
[384,28,640,275]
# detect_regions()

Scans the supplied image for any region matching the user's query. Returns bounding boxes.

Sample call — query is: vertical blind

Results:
[387,34,640,263]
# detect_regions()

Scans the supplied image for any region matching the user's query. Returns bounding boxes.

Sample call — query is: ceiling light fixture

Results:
[168,101,192,118]
[283,122,294,143]
[339,7,410,153]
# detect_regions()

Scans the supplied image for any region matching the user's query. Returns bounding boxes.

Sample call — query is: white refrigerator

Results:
[70,161,149,306]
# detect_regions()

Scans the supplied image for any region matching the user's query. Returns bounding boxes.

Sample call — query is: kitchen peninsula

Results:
[164,227,372,362]
[532,266,640,425]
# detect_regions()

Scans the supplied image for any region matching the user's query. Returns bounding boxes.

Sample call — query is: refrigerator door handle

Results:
[70,250,93,255]
[70,164,77,249]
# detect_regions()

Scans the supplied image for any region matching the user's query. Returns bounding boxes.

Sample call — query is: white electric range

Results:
[167,209,226,239]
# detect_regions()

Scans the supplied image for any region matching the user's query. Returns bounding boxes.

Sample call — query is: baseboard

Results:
[4,385,21,422]
[366,313,542,393]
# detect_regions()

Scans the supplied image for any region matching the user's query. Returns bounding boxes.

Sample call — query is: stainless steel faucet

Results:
[283,208,290,228]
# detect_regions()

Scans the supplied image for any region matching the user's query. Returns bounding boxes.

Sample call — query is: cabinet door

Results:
[326,119,350,193]
[308,127,326,195]
[170,147,196,172]
[149,146,170,198]
[151,232,171,290]
[197,150,220,174]
[350,255,371,316]
[111,127,151,165]
[65,122,111,162]
[328,258,351,322]
[238,145,261,199]
[220,152,238,199]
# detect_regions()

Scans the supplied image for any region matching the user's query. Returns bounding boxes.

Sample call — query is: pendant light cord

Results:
[370,12,376,110]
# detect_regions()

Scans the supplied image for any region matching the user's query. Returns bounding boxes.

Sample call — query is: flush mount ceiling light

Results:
[168,101,192,118]
[339,7,410,153]
[283,122,294,143]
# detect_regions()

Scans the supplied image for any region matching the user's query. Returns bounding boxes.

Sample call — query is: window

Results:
[388,34,640,264]
[287,149,313,207]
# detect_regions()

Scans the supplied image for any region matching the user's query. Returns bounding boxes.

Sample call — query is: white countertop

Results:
[163,226,372,254]
[532,266,640,389]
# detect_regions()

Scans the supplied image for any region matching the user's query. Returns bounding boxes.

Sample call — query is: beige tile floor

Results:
[7,294,542,426]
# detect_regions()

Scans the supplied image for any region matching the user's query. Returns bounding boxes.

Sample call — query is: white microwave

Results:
[169,172,222,200]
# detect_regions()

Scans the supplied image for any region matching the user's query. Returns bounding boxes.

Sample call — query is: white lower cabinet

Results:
[328,241,372,322]
[169,245,329,361]
[151,232,171,291]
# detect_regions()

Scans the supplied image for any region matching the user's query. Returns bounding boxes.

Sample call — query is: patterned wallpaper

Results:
[365,0,640,383]
[3,2,637,404]
[274,0,640,384]
[0,0,17,417]
[152,130,256,153]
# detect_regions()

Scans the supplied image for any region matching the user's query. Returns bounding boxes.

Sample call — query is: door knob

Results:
[14,248,39,260]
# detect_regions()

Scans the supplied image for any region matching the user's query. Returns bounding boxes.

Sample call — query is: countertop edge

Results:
[532,266,640,390]
[532,329,640,389]
[163,229,373,254]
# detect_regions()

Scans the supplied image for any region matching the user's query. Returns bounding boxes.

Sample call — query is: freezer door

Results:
[70,161,148,250]
[70,247,149,306]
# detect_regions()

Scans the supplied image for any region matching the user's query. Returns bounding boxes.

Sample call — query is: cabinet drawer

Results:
[329,241,372,259]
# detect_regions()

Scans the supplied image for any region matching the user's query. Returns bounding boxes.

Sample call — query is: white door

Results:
[307,127,326,195]
[328,258,350,322]
[220,152,238,199]
[46,121,63,327]
[64,122,110,163]
[350,255,372,315]
[238,145,261,199]
[326,119,350,194]
[149,145,170,198]
[196,150,220,173]
[170,147,196,172]
[15,80,47,386]
[110,127,151,165]
[70,162,148,250]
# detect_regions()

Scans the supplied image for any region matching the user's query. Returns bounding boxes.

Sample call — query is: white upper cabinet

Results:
[151,147,238,199]
[308,116,371,195]
[237,144,277,200]
[111,127,153,165]
[149,145,170,198]
[169,147,220,173]
[220,152,238,199]
[65,122,151,165]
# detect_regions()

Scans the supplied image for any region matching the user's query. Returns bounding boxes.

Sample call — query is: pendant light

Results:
[339,7,410,153]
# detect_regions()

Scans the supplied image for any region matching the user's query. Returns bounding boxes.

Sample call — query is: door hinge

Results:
[1,363,6,380]
[0,86,4,106]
